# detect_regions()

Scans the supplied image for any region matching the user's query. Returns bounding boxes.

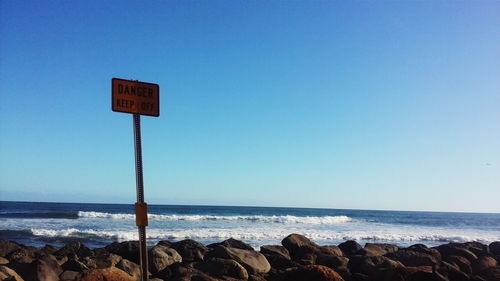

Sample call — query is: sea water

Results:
[1,201,499,249]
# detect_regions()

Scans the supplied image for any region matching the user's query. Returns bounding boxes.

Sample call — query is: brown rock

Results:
[489,242,500,256]
[0,241,22,258]
[0,265,24,281]
[170,239,208,262]
[472,256,498,274]
[105,242,140,264]
[477,265,500,281]
[0,258,8,265]
[280,265,345,281]
[80,268,136,281]
[435,261,470,281]
[208,238,254,251]
[445,255,472,276]
[338,240,362,256]
[260,245,290,260]
[435,243,478,262]
[92,248,122,269]
[148,244,182,274]
[195,258,248,280]
[206,246,270,275]
[359,243,399,256]
[281,234,319,257]
[116,259,142,281]
[54,242,92,260]
[386,249,440,267]
[59,270,79,281]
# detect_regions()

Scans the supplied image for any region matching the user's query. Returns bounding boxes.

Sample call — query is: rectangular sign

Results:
[112,78,160,117]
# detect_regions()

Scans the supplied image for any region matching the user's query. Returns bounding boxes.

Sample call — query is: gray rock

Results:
[281,234,319,257]
[148,244,182,274]
[386,249,440,267]
[338,240,362,256]
[195,258,249,280]
[205,245,270,274]
[170,239,208,262]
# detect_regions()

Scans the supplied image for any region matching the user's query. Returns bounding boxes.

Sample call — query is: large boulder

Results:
[54,242,92,260]
[320,245,344,257]
[10,254,61,281]
[170,239,208,262]
[92,248,122,269]
[359,243,399,256]
[472,255,498,274]
[278,265,345,281]
[408,244,442,262]
[348,255,403,276]
[116,259,142,281]
[80,267,136,281]
[386,249,440,267]
[260,245,290,260]
[435,243,478,262]
[0,265,24,281]
[105,241,140,264]
[338,240,362,256]
[0,241,23,258]
[477,266,500,281]
[281,234,318,257]
[205,245,270,274]
[59,270,80,281]
[489,242,500,256]
[148,244,182,274]
[195,258,249,280]
[6,247,39,264]
[208,238,254,251]
[434,261,470,281]
[445,255,472,276]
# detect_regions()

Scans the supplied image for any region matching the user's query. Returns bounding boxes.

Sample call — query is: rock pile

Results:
[1,236,499,281]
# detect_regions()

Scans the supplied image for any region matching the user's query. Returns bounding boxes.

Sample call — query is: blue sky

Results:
[1,1,499,213]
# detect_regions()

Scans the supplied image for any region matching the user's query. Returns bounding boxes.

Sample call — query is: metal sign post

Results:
[112,78,160,281]
[133,114,148,281]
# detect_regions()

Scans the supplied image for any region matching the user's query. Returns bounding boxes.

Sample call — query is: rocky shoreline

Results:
[1,235,499,281]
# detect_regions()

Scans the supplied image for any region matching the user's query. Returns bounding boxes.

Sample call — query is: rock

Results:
[116,259,142,281]
[477,266,500,281]
[54,242,92,260]
[281,234,318,257]
[408,270,448,281]
[463,242,490,257]
[445,255,472,276]
[408,244,442,262]
[317,255,349,269]
[435,243,478,262]
[472,255,497,274]
[80,268,136,281]
[195,258,249,280]
[293,245,318,265]
[359,243,399,256]
[351,272,369,281]
[248,274,266,281]
[489,242,500,256]
[0,241,23,258]
[435,261,470,281]
[386,249,440,267]
[260,245,290,260]
[209,238,254,251]
[279,265,345,281]
[39,246,57,256]
[0,265,24,281]
[348,255,403,276]
[170,239,208,262]
[371,265,410,281]
[320,245,343,257]
[105,241,140,264]
[59,270,79,281]
[0,258,9,265]
[205,245,270,274]
[62,259,89,272]
[148,244,182,274]
[92,248,122,269]
[7,247,38,264]
[11,254,62,281]
[338,240,362,256]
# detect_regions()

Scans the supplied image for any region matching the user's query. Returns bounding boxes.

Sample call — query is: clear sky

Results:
[1,1,499,213]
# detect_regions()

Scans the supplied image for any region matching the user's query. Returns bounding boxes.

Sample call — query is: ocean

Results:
[1,201,499,249]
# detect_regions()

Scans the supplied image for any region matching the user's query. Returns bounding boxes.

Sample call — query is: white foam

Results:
[77,211,352,225]
[29,226,500,247]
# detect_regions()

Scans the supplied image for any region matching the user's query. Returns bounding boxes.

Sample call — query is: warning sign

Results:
[112,78,160,117]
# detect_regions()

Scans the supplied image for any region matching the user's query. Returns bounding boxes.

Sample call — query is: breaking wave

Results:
[77,211,352,225]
